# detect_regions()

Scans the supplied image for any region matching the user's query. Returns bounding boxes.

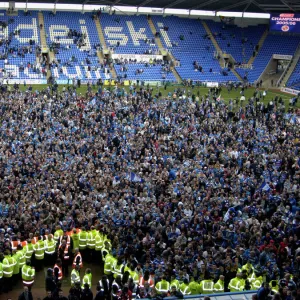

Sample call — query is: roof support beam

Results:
[191,0,220,10]
[137,0,156,8]
[280,0,295,12]
[218,0,249,11]
[164,0,187,9]
[243,0,254,12]
[112,0,122,5]
[252,1,267,12]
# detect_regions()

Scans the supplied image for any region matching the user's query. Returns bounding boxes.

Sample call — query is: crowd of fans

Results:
[0,82,299,300]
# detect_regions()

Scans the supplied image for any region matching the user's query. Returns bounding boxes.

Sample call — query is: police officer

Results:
[82,268,92,289]
[199,277,214,294]
[17,244,26,272]
[228,273,245,292]
[24,239,34,261]
[180,278,191,295]
[21,260,35,290]
[44,234,56,266]
[12,249,21,285]
[78,227,87,259]
[112,257,124,279]
[71,265,81,287]
[71,228,79,254]
[214,275,225,293]
[155,275,170,296]
[34,236,45,271]
[54,225,63,243]
[94,231,103,264]
[3,250,16,292]
[188,276,200,295]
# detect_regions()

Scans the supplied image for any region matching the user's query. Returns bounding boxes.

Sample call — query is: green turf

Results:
[10,84,299,108]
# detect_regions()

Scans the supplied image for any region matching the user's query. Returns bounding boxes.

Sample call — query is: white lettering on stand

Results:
[104,27,128,46]
[126,21,147,46]
[79,20,91,51]
[5,65,19,78]
[157,22,172,48]
[0,26,8,40]
[49,25,73,44]
[62,66,82,78]
[15,18,39,43]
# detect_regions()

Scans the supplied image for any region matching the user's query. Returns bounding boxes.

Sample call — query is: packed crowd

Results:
[0,83,299,300]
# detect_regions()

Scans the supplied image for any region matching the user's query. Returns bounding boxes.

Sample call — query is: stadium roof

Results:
[14,0,300,13]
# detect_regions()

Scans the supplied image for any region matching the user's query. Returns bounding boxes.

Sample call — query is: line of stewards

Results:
[168,275,225,295]
[0,227,110,291]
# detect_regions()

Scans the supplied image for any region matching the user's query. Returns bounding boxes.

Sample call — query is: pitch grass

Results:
[11,84,300,108]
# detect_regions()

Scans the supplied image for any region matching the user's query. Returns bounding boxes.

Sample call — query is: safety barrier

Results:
[143,290,257,300]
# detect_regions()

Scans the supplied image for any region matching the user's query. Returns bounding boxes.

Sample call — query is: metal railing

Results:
[142,291,257,300]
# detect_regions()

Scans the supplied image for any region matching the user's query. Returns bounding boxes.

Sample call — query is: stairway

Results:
[166,51,183,83]
[94,17,117,79]
[94,17,107,49]
[279,43,300,87]
[38,12,47,48]
[148,17,182,83]
[38,12,52,80]
[201,21,225,68]
[147,17,164,49]
[202,21,242,81]
[231,69,243,82]
[97,51,104,61]
[247,29,269,65]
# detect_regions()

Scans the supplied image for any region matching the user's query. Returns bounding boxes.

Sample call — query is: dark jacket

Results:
[81,288,94,300]
[18,291,34,300]
[46,275,57,292]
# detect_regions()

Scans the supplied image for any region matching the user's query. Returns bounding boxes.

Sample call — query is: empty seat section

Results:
[151,16,238,82]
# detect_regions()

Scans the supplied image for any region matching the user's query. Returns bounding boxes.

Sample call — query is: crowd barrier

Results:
[144,290,256,300]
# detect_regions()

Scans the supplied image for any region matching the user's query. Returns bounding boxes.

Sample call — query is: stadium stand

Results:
[43,11,110,82]
[0,10,300,86]
[286,59,300,89]
[100,14,159,55]
[114,61,176,81]
[246,34,300,82]
[0,10,46,81]
[151,16,238,82]
[206,20,266,64]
